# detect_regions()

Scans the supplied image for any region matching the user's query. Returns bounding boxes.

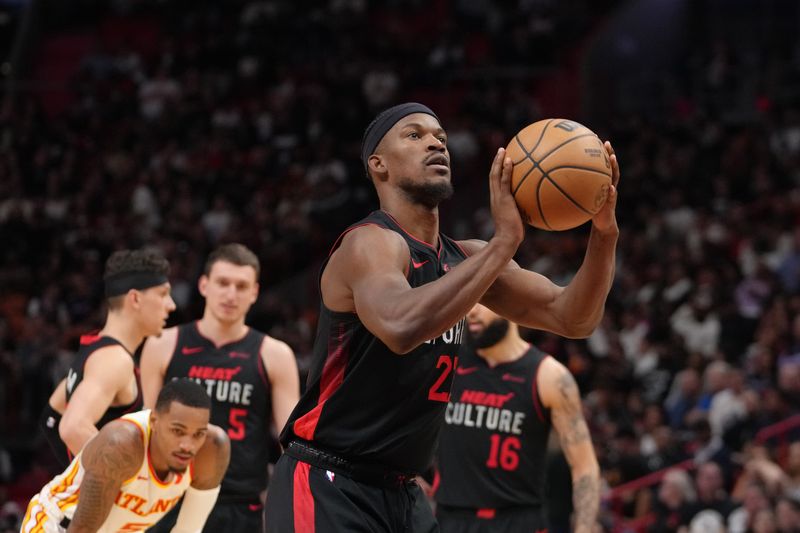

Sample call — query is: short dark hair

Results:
[104,249,170,309]
[155,379,211,413]
[203,243,260,279]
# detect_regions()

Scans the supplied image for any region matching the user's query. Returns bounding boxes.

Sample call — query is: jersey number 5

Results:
[428,355,458,403]
[228,408,247,440]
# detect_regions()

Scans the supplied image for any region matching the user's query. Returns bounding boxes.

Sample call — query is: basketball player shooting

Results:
[264,102,619,532]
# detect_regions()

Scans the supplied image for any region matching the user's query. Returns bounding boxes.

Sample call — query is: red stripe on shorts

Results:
[293,461,314,533]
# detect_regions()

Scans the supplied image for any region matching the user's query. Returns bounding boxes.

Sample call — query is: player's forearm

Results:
[67,478,115,532]
[571,467,601,533]
[555,226,618,337]
[60,421,98,455]
[377,238,516,353]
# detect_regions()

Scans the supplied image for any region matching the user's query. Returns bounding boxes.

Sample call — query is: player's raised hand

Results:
[488,147,524,249]
[591,141,620,234]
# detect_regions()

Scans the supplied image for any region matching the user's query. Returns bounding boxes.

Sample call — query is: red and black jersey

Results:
[164,322,272,497]
[280,210,468,474]
[435,344,552,509]
[65,334,142,429]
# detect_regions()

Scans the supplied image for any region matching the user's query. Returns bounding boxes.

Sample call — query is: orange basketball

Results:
[506,119,612,231]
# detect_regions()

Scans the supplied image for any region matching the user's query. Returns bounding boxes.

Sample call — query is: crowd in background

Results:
[1,1,799,531]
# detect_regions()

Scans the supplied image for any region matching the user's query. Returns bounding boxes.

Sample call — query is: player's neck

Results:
[197,313,248,346]
[381,202,440,247]
[100,313,145,354]
[477,335,529,368]
[147,442,173,483]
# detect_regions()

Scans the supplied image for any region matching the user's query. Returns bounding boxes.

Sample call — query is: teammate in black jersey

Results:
[434,303,601,533]
[141,243,300,533]
[39,249,175,465]
[264,102,620,532]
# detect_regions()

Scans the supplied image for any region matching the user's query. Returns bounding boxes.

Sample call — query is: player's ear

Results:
[368,154,388,181]
[198,275,209,297]
[127,289,141,309]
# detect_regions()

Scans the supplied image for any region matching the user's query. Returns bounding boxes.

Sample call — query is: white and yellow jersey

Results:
[21,409,193,533]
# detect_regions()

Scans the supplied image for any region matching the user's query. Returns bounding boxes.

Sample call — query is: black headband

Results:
[360,102,440,172]
[104,271,169,298]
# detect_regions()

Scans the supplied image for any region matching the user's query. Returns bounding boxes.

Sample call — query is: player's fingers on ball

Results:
[501,156,513,183]
[610,154,620,184]
[490,147,503,177]
[607,185,618,206]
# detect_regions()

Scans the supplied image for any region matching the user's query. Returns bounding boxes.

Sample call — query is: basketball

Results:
[506,119,612,231]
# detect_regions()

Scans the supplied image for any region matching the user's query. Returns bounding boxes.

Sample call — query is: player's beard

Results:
[169,464,189,474]
[470,318,510,348]
[397,176,454,209]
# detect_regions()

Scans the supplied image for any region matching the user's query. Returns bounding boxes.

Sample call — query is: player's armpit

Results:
[190,424,230,490]
[68,422,143,532]
[140,327,179,408]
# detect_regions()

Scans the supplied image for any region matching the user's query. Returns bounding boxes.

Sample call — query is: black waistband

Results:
[436,503,542,518]
[285,441,415,488]
[217,493,263,505]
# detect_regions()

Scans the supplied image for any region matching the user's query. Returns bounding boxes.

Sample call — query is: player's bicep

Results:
[546,365,595,471]
[70,423,142,529]
[264,341,300,431]
[329,227,412,337]
[191,425,231,490]
[140,329,177,408]
[62,362,129,427]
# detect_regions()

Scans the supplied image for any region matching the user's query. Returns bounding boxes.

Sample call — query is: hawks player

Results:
[140,243,299,532]
[22,379,230,533]
[434,304,601,533]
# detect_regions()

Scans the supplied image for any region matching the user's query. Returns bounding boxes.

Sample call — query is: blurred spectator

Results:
[729,483,773,533]
[665,369,702,429]
[680,462,736,528]
[775,496,800,533]
[649,469,695,533]
[670,290,721,359]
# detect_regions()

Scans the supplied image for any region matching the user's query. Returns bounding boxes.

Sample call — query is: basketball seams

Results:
[542,173,596,216]
[545,165,612,178]
[511,119,554,165]
[512,160,540,197]
[536,133,598,165]
[535,172,553,230]
[512,130,600,199]
[529,119,555,154]
[509,120,605,231]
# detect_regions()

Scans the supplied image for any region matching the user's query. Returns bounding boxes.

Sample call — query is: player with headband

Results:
[39,248,177,465]
[265,102,618,531]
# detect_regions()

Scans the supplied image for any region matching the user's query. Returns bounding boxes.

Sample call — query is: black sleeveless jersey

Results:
[165,322,272,496]
[281,210,468,474]
[436,345,552,509]
[65,334,143,429]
